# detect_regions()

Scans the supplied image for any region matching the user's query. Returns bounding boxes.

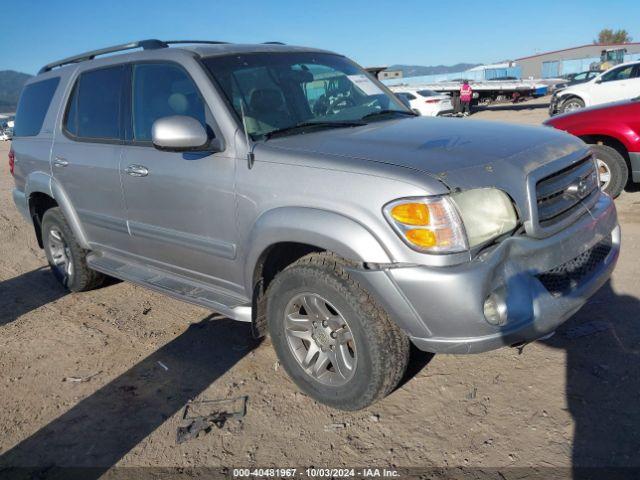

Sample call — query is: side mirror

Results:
[595,77,602,84]
[152,115,213,152]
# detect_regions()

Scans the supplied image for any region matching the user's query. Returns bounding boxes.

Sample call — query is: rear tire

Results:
[266,252,410,411]
[42,208,105,292]
[560,96,584,114]
[590,144,628,198]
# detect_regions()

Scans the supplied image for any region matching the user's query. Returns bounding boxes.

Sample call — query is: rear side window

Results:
[131,63,207,142]
[14,77,60,137]
[64,65,125,140]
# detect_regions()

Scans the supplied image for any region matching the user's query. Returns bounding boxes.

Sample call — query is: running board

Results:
[86,252,252,322]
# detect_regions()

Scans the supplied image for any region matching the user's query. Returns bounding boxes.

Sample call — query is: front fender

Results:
[24,172,91,250]
[243,207,392,292]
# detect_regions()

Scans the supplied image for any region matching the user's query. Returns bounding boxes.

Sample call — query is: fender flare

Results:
[24,172,91,250]
[243,207,392,293]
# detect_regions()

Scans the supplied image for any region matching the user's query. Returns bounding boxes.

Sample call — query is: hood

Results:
[264,116,586,189]
[546,97,639,123]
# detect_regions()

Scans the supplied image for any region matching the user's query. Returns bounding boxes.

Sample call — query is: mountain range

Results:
[0,70,32,114]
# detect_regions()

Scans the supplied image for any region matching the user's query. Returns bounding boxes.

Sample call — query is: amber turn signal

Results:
[390,203,430,226]
[405,229,437,248]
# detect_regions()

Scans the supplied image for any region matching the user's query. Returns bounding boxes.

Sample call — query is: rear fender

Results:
[24,172,91,250]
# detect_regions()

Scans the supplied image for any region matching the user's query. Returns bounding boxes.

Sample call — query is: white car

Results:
[550,61,640,115]
[391,88,454,116]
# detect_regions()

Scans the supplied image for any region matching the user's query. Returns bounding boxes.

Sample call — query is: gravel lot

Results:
[1,97,639,476]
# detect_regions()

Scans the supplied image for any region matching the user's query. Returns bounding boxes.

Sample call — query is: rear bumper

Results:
[350,193,619,354]
[630,152,640,183]
[12,188,30,222]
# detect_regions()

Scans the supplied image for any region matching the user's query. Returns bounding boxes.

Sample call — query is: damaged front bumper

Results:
[350,192,619,354]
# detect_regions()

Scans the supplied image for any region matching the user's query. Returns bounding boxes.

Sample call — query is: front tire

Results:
[590,144,628,198]
[267,252,410,411]
[560,96,584,114]
[42,208,105,292]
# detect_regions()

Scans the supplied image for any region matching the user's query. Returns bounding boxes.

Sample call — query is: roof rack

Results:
[38,39,233,74]
[39,39,167,74]
[164,40,230,46]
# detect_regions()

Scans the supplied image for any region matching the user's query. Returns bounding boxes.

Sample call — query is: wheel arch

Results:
[244,208,393,338]
[24,172,91,250]
[244,207,392,295]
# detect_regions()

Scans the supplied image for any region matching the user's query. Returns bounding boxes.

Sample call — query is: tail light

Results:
[425,99,440,104]
[8,148,15,176]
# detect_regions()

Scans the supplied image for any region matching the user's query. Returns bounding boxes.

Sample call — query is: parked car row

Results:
[0,127,13,141]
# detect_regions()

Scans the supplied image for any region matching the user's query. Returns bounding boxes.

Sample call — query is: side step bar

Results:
[87,252,252,322]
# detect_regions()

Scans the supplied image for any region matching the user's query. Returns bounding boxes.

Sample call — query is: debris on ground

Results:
[62,371,102,383]
[324,422,348,431]
[176,395,248,444]
[157,361,169,371]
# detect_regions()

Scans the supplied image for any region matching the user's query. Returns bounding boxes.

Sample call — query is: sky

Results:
[2,0,639,75]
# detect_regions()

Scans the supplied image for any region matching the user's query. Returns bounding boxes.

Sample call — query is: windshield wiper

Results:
[264,121,365,140]
[361,109,418,121]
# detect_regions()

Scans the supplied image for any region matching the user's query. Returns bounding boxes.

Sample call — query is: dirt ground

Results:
[1,97,639,477]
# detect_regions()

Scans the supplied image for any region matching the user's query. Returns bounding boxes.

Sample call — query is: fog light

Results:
[483,292,508,326]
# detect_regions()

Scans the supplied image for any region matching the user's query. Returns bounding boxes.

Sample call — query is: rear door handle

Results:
[53,156,69,167]
[125,164,149,177]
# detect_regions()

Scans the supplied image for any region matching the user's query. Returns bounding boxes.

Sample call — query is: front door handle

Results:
[53,156,69,167]
[125,165,149,177]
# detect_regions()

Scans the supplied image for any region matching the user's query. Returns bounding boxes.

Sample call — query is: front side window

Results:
[601,65,635,83]
[203,52,408,139]
[131,63,207,142]
[14,77,60,137]
[65,65,125,140]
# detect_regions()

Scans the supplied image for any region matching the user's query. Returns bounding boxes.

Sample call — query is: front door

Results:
[592,64,637,104]
[51,64,131,252]
[120,62,238,289]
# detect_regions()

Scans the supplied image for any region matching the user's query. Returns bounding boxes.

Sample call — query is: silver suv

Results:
[10,40,619,410]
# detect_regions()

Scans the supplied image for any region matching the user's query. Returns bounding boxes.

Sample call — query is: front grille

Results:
[536,157,598,228]
[537,241,612,296]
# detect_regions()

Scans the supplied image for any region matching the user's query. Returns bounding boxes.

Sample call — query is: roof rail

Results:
[38,39,167,74]
[263,41,286,45]
[164,40,230,46]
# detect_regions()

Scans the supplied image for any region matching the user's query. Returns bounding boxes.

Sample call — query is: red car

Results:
[544,98,640,197]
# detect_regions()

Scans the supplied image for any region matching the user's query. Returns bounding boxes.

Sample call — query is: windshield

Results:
[203,52,408,139]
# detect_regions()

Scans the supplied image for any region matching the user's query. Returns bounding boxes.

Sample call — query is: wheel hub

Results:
[311,323,334,351]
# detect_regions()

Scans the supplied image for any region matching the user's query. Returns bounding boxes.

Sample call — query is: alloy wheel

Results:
[284,293,356,386]
[596,158,612,191]
[48,227,73,282]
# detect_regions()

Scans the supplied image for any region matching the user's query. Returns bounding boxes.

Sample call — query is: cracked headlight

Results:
[451,188,518,248]
[384,189,517,253]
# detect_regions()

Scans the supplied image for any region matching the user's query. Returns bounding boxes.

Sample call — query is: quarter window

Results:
[14,77,60,137]
[64,65,125,140]
[131,63,207,142]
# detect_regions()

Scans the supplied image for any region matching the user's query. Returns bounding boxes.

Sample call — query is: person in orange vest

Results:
[459,80,473,116]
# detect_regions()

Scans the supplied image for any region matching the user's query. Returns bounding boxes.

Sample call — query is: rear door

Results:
[51,65,131,252]
[119,62,238,286]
